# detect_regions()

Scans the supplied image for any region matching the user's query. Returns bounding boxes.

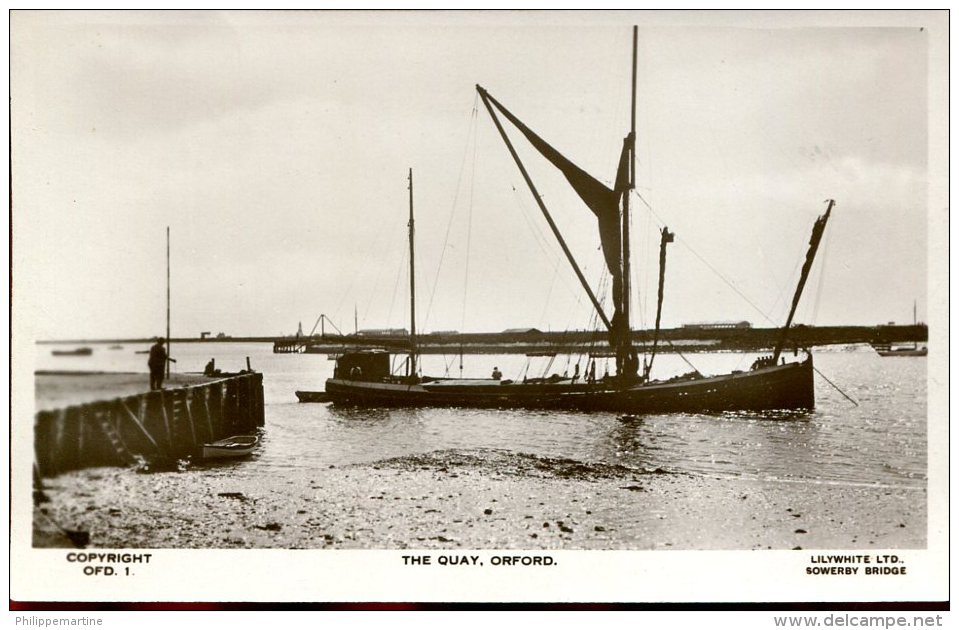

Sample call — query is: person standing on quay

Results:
[148,338,175,390]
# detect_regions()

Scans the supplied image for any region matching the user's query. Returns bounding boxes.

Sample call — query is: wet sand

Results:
[34,449,925,550]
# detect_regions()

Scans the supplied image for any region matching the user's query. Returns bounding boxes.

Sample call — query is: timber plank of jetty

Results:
[33,371,265,477]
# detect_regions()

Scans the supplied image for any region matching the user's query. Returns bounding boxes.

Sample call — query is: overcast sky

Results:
[12,11,944,340]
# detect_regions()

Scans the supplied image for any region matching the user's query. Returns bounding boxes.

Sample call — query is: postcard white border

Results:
[8,8,950,606]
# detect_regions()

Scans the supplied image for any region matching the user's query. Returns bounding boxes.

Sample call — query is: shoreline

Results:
[33,449,926,550]
[34,322,928,351]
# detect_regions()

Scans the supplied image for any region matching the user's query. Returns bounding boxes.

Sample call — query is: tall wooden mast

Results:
[165,226,171,379]
[644,226,674,380]
[408,168,417,377]
[618,25,638,377]
[622,25,637,351]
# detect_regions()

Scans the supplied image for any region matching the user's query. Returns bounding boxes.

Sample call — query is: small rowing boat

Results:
[202,435,258,459]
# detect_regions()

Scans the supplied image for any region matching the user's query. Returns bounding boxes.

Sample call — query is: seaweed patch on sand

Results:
[368,448,672,480]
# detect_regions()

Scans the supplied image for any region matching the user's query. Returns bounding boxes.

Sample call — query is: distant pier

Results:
[273,338,307,353]
[34,371,265,476]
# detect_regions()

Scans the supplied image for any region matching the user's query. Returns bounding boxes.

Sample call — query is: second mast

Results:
[408,168,417,378]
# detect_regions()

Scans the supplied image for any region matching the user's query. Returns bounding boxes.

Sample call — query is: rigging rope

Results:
[542,354,556,379]
[519,357,531,382]
[766,240,805,326]
[424,98,479,331]
[537,257,563,328]
[664,338,701,374]
[385,248,407,333]
[359,210,407,332]
[459,107,479,334]
[814,366,859,407]
[632,189,778,326]
[631,189,849,395]
[509,184,584,304]
[334,206,399,329]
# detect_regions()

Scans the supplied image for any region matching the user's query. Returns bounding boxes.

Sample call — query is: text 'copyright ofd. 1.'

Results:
[65,552,152,577]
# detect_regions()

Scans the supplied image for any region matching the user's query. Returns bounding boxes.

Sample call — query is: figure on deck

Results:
[491,366,503,380]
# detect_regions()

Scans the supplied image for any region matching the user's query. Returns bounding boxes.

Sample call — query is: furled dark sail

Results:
[608,137,632,348]
[771,200,834,364]
[483,91,632,344]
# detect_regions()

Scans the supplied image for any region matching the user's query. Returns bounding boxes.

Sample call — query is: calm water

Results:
[36,341,927,489]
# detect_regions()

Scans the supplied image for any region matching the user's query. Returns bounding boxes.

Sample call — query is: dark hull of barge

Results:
[321,355,814,414]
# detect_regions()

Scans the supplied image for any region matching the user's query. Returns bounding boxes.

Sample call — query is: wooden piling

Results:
[200,388,214,443]
[34,372,265,477]
[233,379,242,431]
[210,381,223,437]
[237,376,249,430]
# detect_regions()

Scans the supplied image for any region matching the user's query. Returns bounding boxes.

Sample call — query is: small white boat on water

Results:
[873,300,927,356]
[872,343,927,357]
[202,435,258,459]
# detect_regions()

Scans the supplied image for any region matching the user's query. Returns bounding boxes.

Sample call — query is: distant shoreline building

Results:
[355,328,409,337]
[682,321,752,330]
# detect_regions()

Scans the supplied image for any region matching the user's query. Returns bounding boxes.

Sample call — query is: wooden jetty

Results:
[34,371,265,477]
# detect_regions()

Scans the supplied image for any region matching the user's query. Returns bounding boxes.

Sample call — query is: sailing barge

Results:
[315,27,832,414]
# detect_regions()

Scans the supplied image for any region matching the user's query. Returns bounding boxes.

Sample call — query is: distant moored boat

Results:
[872,343,927,357]
[873,300,926,356]
[51,347,93,356]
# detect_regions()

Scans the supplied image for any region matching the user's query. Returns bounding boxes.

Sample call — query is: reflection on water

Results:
[603,417,659,470]
[35,342,926,489]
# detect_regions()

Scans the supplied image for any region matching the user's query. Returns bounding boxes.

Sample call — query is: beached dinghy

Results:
[202,435,258,459]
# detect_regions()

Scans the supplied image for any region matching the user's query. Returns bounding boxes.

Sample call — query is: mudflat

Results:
[34,449,924,550]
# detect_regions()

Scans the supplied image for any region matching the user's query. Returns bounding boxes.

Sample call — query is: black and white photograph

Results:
[10,9,949,607]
